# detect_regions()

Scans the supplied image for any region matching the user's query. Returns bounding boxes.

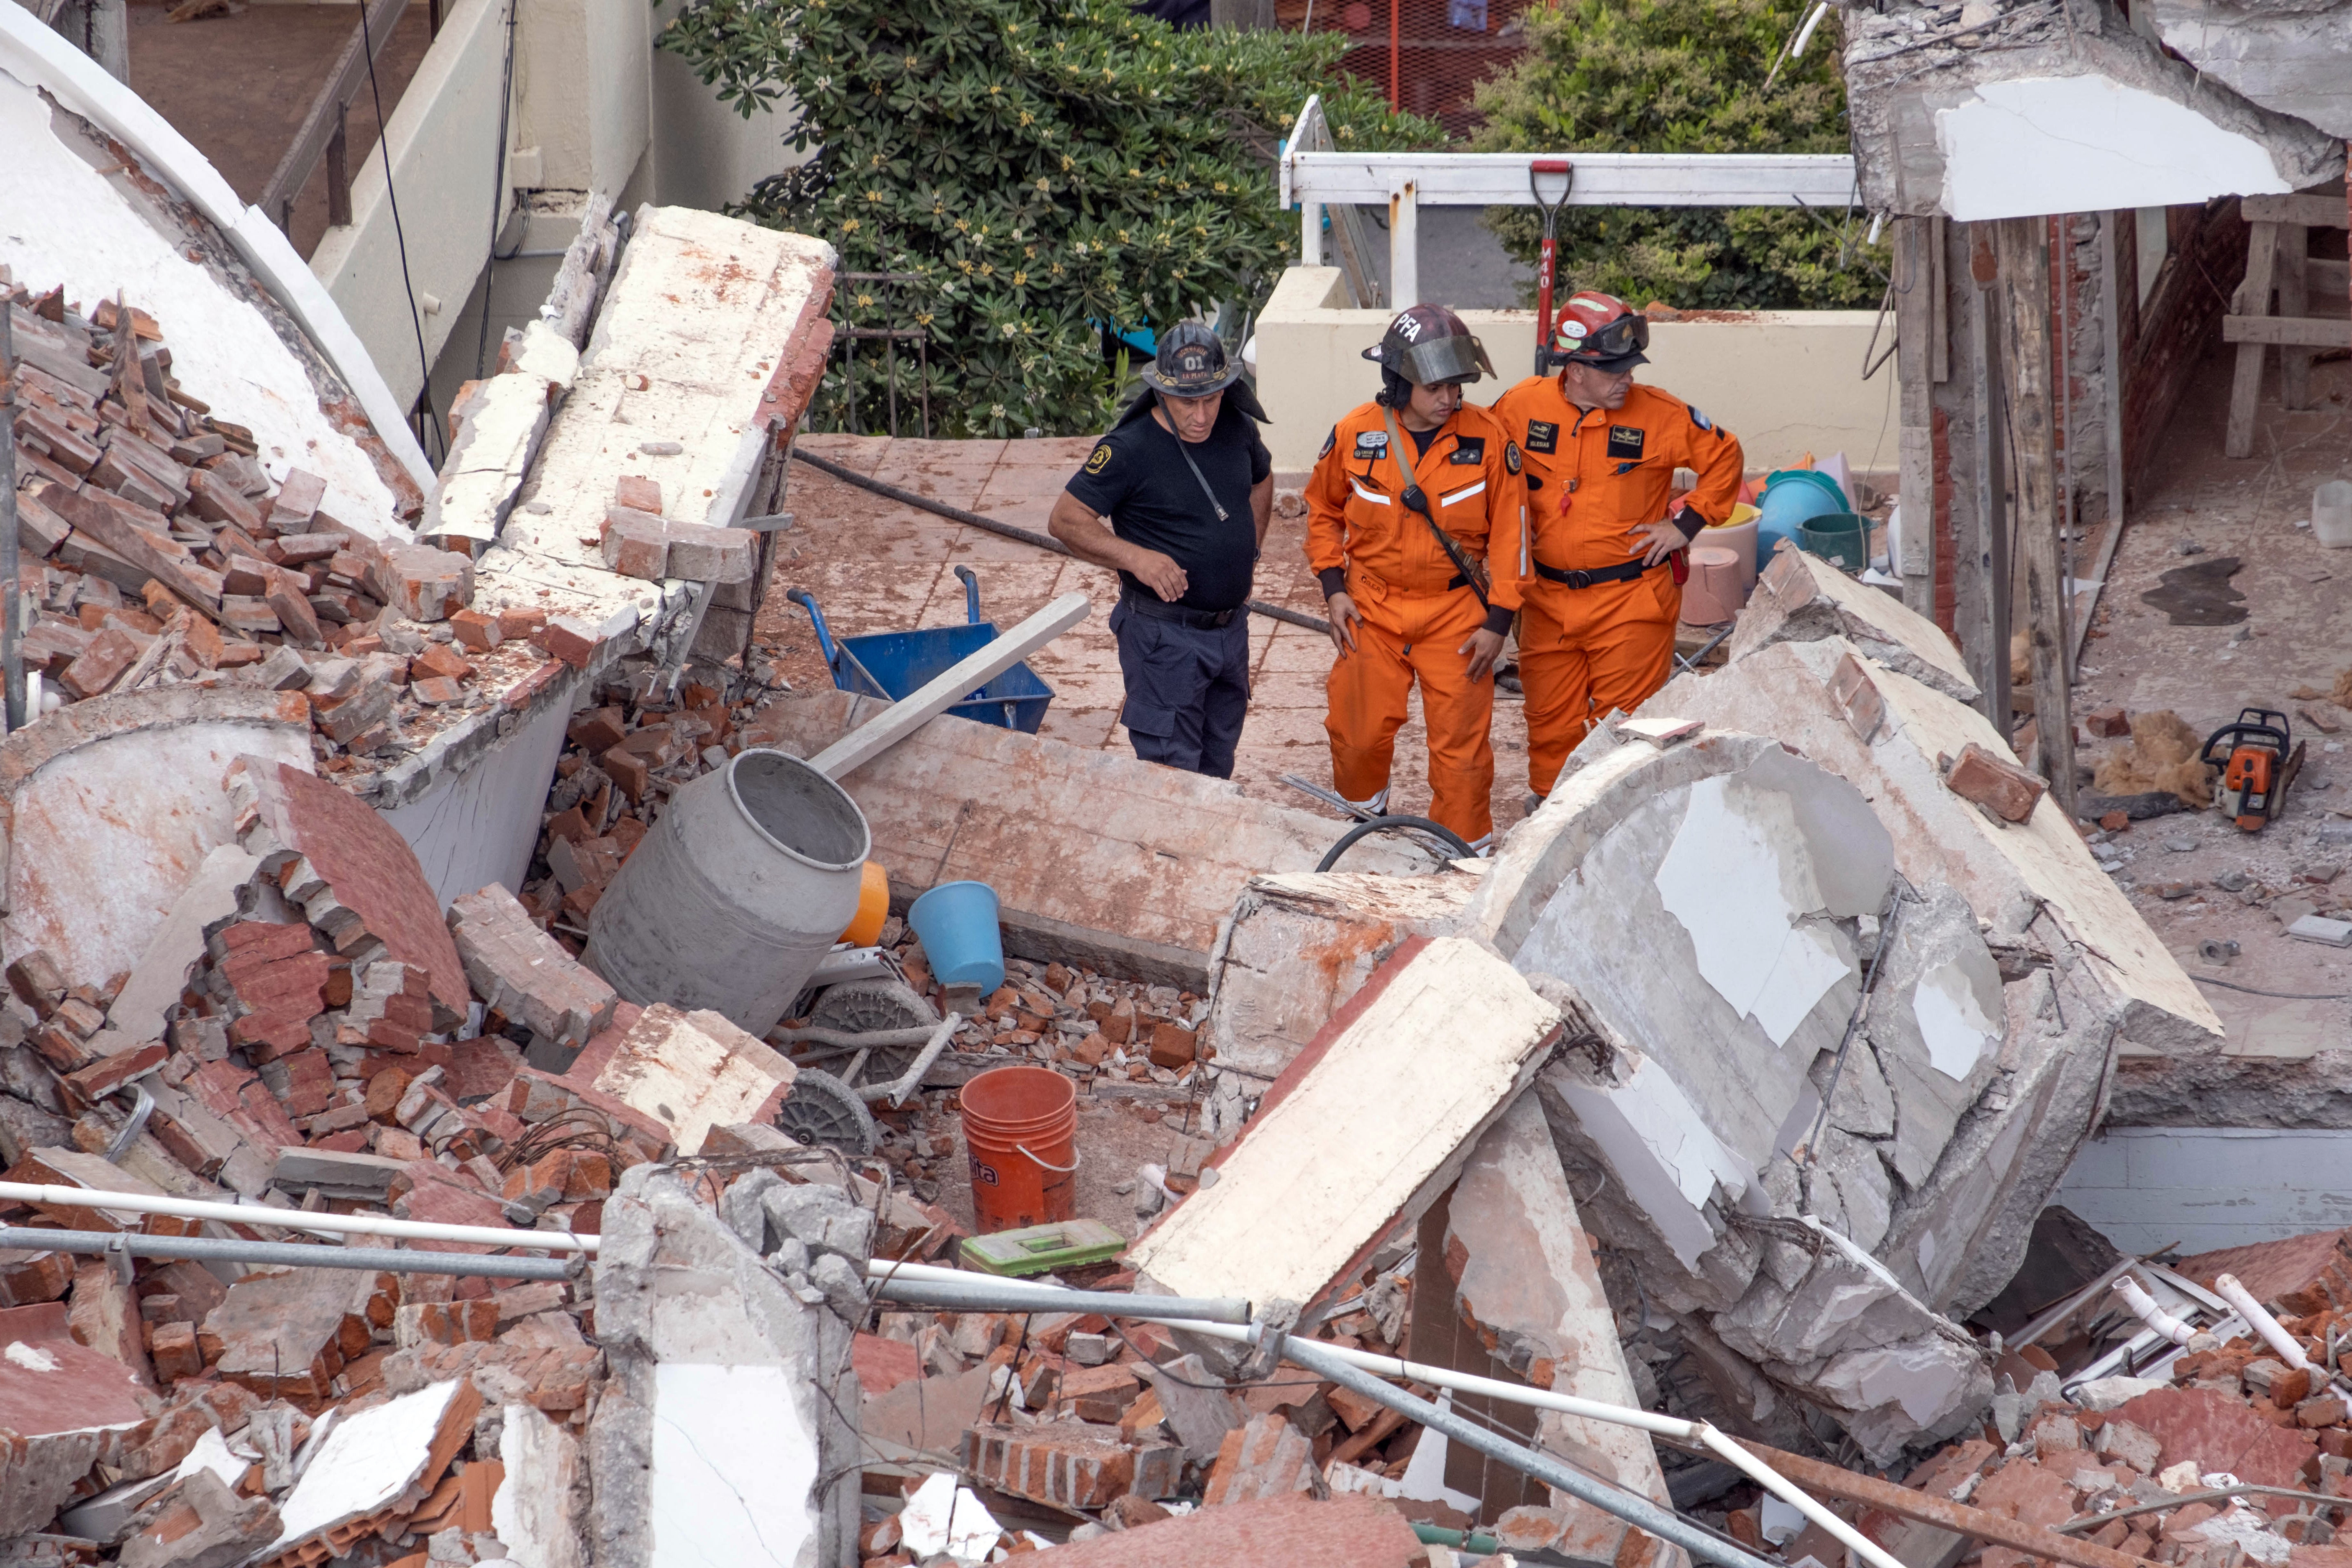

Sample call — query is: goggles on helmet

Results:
[1557,310,1650,363]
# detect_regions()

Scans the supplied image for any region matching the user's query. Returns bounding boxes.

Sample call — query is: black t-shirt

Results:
[1065,401,1270,613]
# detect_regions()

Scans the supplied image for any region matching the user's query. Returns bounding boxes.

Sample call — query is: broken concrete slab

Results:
[116,1469,280,1568]
[105,844,262,1045]
[422,367,560,550]
[1412,1091,1674,1552]
[2147,0,2352,137]
[197,1265,400,1409]
[490,1402,588,1568]
[0,688,312,994]
[586,1165,859,1568]
[1842,0,2343,219]
[742,688,1424,987]
[252,1377,478,1566]
[582,1003,795,1156]
[1730,546,1981,705]
[0,1300,155,1536]
[1198,867,1484,1140]
[1128,936,1560,1316]
[1642,638,2222,1056]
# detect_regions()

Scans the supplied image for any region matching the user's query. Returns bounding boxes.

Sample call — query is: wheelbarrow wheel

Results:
[807,980,938,1077]
[774,1070,880,1156]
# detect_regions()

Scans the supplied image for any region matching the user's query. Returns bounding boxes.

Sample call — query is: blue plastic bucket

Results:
[909,880,1007,993]
[1757,469,1850,561]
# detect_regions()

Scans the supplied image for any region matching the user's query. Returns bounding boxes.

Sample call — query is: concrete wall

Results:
[312,0,514,419]
[315,0,801,425]
[1254,266,1898,478]
[2053,1127,2352,1254]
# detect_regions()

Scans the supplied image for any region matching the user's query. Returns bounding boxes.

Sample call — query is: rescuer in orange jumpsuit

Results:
[1490,291,1744,801]
[1305,305,1527,852]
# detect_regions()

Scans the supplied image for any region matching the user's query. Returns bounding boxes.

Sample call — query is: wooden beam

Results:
[258,0,411,235]
[1729,1440,2164,1568]
[2239,194,2349,229]
[1999,215,2074,817]
[2278,224,2313,410]
[2222,313,2352,349]
[1964,224,2010,734]
[2224,222,2282,459]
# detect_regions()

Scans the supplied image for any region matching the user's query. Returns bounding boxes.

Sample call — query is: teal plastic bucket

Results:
[909,880,1006,993]
[1757,469,1850,560]
[1798,512,1869,572]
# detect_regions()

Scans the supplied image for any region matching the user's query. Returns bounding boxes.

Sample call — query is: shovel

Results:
[1530,158,1574,374]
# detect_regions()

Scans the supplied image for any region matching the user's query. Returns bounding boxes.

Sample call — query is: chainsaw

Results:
[2200,708,2303,832]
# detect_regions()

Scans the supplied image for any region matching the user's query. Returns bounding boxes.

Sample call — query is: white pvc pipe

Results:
[1790,0,1829,56]
[2215,1274,2309,1370]
[2111,1275,2197,1347]
[863,1259,1906,1568]
[0,1180,597,1255]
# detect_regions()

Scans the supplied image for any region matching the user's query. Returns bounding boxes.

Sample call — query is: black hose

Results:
[1315,814,1475,873]
[790,446,1334,635]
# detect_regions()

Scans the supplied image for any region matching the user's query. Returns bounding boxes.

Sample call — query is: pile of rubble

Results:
[5,281,589,768]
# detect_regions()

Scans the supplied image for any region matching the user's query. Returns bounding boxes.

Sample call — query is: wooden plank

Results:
[1998,216,2073,817]
[2278,223,2312,411]
[2221,313,2351,349]
[2224,221,2281,460]
[1327,203,1383,310]
[258,0,411,231]
[1730,1440,2166,1568]
[2239,194,2349,229]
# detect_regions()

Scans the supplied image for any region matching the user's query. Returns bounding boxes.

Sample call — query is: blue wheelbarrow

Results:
[787,566,1055,734]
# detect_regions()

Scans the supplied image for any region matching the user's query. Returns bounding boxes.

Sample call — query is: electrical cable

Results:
[2190,973,2352,1001]
[1315,814,1474,873]
[473,0,523,379]
[358,0,440,462]
[790,446,1333,635]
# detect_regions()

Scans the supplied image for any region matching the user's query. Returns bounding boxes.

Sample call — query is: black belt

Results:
[1121,587,1240,629]
[1533,557,1662,589]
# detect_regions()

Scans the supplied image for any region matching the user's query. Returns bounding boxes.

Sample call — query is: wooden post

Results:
[1893,218,1937,620]
[2277,222,2311,410]
[2224,220,2280,458]
[1964,223,2011,733]
[1998,216,2075,817]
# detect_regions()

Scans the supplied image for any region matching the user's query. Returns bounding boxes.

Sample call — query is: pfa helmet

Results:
[1362,304,1496,387]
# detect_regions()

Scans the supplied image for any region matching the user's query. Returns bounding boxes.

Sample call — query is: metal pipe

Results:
[2216,1273,2310,1370]
[0,300,25,732]
[863,1013,959,1108]
[0,1226,575,1280]
[859,1259,1907,1568]
[1283,1335,1775,1568]
[0,1180,597,1254]
[869,1274,1253,1325]
[2111,1274,2198,1347]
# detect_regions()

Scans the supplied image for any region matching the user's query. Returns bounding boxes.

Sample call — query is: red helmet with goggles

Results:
[1551,291,1650,372]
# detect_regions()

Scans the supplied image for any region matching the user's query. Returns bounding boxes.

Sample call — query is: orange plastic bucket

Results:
[838,861,889,946]
[960,1066,1077,1231]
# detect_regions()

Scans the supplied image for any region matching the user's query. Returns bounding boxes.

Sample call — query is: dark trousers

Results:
[1110,598,1251,778]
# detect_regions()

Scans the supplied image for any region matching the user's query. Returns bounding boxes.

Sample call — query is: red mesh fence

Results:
[1275,0,1537,137]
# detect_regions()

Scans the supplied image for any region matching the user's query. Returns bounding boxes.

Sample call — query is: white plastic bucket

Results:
[2315,481,2352,549]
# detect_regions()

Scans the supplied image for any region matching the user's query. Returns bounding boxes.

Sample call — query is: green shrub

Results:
[1469,0,1882,310]
[659,0,1441,436]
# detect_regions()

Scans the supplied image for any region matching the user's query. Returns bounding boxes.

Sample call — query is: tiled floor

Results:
[759,435,1536,838]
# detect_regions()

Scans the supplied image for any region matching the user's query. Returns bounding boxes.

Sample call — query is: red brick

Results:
[279,1050,335,1118]
[568,707,627,752]
[150,1319,203,1382]
[1944,742,2048,824]
[540,616,598,669]
[601,507,669,580]
[1203,1412,1316,1506]
[230,1008,317,1059]
[1147,1022,1198,1071]
[216,921,317,963]
[852,1332,922,1396]
[58,627,139,699]
[449,609,502,652]
[1024,1494,1420,1563]
[614,475,662,513]
[1061,1363,1142,1424]
[410,676,465,706]
[408,643,473,682]
[602,747,650,802]
[224,950,334,1012]
[2085,707,2130,738]
[59,1043,168,1110]
[2110,1385,2318,1489]
[495,606,546,640]
[962,1421,1158,1510]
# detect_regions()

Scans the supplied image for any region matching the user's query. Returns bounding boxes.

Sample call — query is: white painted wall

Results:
[2052,1127,2352,1255]
[312,0,513,419]
[647,40,804,212]
[512,0,650,198]
[380,685,576,906]
[1254,266,1899,478]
